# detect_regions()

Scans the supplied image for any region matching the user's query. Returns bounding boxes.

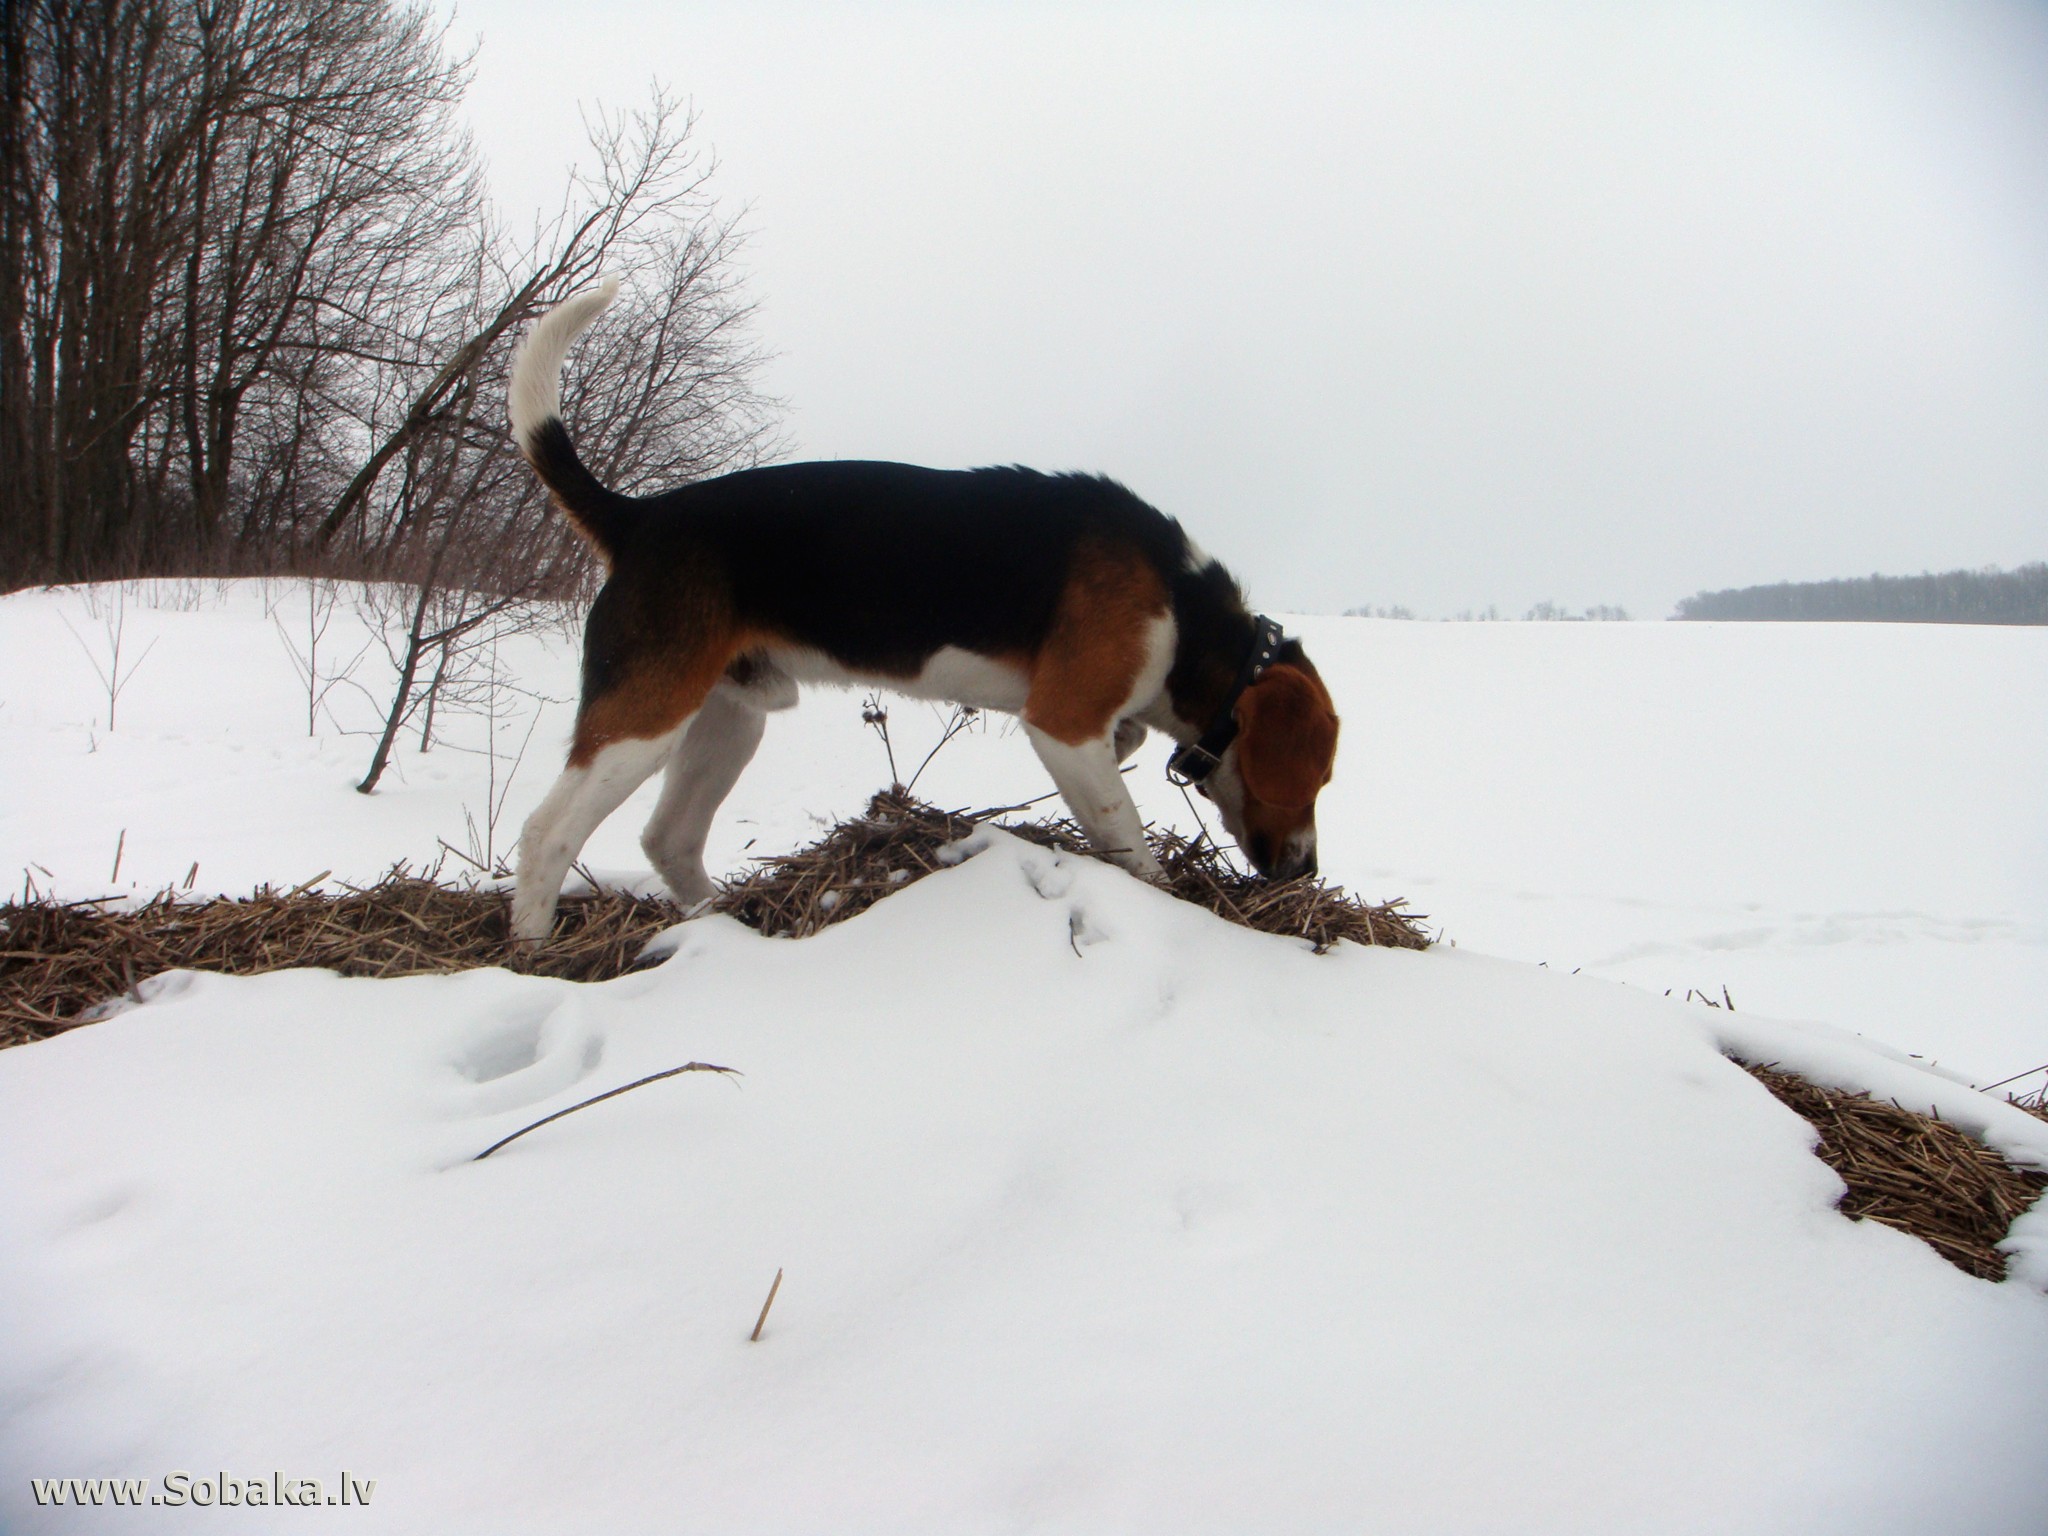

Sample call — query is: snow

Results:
[1294,614,2048,1088]
[3,584,2041,1084]
[1,581,2045,1532]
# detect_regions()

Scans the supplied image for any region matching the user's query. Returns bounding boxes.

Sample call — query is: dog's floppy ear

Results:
[1234,664,1339,811]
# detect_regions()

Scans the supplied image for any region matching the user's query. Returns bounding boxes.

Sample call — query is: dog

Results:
[506,281,1340,941]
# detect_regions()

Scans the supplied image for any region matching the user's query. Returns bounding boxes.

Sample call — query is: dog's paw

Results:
[1123,852,1167,883]
[507,891,557,943]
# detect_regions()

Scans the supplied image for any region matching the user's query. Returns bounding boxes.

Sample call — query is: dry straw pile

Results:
[1,792,1425,1050]
[3,790,2042,1280]
[1741,1064,2045,1282]
[0,872,676,1048]
[718,790,1431,949]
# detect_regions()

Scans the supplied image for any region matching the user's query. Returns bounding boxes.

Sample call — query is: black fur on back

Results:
[556,456,1269,744]
[606,461,1254,679]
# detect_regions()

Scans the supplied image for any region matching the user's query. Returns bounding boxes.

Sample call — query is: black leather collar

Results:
[1165,615,1287,786]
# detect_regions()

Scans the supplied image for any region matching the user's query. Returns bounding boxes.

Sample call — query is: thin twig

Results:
[750,1267,784,1342]
[904,704,979,795]
[472,1061,741,1160]
[860,693,899,787]
[436,837,496,876]
[1980,1061,2048,1094]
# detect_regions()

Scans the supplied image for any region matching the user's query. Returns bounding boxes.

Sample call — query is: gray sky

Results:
[445,0,2048,618]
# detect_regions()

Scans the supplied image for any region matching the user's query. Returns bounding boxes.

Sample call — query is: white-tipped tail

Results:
[509,277,621,447]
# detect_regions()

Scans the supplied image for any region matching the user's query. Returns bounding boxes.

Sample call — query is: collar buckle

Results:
[1164,741,1222,787]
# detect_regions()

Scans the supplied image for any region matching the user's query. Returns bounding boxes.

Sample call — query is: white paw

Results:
[662,867,717,907]
[1123,851,1166,882]
[508,890,555,942]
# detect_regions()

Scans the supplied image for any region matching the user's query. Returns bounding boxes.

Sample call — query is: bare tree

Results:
[163,0,476,558]
[3,3,787,591]
[2,0,199,579]
[314,89,781,581]
[342,94,782,792]
[2,8,785,845]
[0,0,481,584]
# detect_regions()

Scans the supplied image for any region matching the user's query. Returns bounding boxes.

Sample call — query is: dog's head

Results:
[1195,654,1339,880]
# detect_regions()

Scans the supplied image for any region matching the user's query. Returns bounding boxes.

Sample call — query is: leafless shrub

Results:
[312,90,781,592]
[905,706,983,795]
[272,579,369,735]
[58,586,157,731]
[350,578,559,794]
[3,5,779,595]
[860,693,900,788]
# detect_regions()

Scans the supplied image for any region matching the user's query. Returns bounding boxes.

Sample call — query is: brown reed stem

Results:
[751,1267,784,1342]
[472,1061,741,1161]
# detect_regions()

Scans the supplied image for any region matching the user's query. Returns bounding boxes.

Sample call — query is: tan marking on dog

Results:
[569,623,784,765]
[1023,539,1172,746]
[546,490,613,558]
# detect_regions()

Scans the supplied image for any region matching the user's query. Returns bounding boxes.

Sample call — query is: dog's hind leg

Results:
[511,730,682,941]
[639,684,769,908]
[514,595,742,940]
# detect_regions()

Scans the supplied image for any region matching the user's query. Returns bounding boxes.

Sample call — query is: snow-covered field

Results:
[2,580,2045,1533]
[4,581,2040,1081]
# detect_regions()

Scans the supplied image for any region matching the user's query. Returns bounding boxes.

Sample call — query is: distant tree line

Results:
[1343,602,1630,621]
[1674,564,2048,624]
[0,0,779,595]
[1520,601,1629,622]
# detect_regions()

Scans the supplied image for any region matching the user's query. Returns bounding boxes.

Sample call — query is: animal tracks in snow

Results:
[1017,848,1077,903]
[1016,846,1115,954]
[441,991,604,1117]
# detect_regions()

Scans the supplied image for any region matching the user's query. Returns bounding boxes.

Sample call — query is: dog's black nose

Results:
[1275,839,1317,881]
[1250,838,1317,882]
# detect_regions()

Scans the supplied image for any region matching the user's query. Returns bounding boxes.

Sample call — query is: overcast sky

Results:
[442,0,2048,618]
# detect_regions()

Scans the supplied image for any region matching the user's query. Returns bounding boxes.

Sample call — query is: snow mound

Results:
[3,834,2046,1534]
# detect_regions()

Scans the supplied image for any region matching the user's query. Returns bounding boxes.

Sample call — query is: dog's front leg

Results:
[1025,725,1164,879]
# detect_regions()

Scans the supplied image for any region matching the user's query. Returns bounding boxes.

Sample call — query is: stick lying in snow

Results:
[751,1268,784,1342]
[472,1061,741,1161]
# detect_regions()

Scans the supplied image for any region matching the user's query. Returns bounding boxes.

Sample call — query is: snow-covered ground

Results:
[3,581,2040,1081]
[2,580,2045,1533]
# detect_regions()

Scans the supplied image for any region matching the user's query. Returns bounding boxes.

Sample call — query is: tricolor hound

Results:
[507,281,1340,941]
